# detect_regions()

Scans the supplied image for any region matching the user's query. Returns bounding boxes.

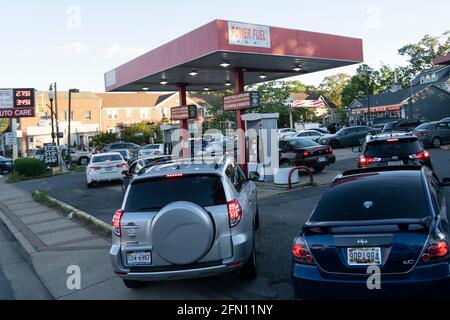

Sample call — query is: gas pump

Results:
[242,113,279,182]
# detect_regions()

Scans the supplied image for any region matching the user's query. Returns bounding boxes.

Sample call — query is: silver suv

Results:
[110,157,260,288]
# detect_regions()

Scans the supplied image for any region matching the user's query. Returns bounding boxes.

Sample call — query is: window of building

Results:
[140,109,149,119]
[84,110,92,120]
[431,73,437,82]
[127,109,133,118]
[107,109,118,120]
[64,111,74,121]
[420,76,425,84]
[426,75,431,83]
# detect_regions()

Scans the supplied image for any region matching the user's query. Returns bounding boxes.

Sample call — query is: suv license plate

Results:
[347,248,382,266]
[388,161,403,166]
[127,252,152,265]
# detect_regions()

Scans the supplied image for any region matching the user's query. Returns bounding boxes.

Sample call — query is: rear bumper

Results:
[292,262,450,300]
[87,171,123,183]
[294,154,336,168]
[110,232,253,281]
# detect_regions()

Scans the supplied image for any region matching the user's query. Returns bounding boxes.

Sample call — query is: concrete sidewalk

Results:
[0,182,231,300]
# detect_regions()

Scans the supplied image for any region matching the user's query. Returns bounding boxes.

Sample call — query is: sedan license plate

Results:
[127,252,152,266]
[347,248,382,266]
[318,157,327,163]
[104,167,114,172]
[388,160,403,166]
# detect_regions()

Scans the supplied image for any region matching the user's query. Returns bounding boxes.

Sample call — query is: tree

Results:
[398,32,450,79]
[91,131,119,148]
[318,73,351,108]
[0,119,9,135]
[341,64,379,107]
[122,122,162,145]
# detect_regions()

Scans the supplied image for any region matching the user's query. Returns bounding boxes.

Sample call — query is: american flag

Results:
[286,99,326,108]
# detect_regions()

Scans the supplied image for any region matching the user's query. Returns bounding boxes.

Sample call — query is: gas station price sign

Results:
[0,88,36,118]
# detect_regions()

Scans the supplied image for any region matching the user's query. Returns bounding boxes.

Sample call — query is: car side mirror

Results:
[249,171,260,181]
[441,178,450,187]
[352,146,362,153]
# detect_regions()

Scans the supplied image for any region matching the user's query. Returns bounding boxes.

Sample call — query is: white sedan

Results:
[86,152,128,188]
[288,130,324,142]
[138,144,164,159]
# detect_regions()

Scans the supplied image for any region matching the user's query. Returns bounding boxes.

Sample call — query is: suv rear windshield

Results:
[125,174,227,211]
[364,138,423,157]
[310,175,428,222]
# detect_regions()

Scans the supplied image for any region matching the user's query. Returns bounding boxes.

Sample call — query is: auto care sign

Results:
[228,21,271,48]
[223,92,260,111]
[0,88,36,118]
[171,105,198,121]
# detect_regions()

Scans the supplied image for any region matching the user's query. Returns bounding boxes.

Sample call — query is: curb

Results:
[441,145,450,150]
[34,191,112,234]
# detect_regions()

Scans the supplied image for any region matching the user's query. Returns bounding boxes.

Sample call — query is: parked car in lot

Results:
[68,148,91,166]
[414,121,450,148]
[441,117,450,122]
[288,130,324,142]
[114,149,133,164]
[278,128,297,139]
[122,155,173,193]
[318,126,379,149]
[103,142,141,157]
[30,149,44,161]
[291,166,450,299]
[138,144,164,159]
[370,117,400,130]
[111,157,259,288]
[355,131,433,170]
[86,152,128,188]
[0,156,13,174]
[280,138,336,172]
[382,119,426,133]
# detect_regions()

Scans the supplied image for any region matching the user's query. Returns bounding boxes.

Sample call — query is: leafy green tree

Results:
[318,73,351,108]
[398,32,450,80]
[122,122,161,145]
[342,64,379,107]
[0,119,9,135]
[91,131,119,148]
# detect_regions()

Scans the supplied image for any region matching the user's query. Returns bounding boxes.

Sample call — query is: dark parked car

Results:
[122,155,173,193]
[0,156,13,174]
[414,121,450,148]
[103,142,141,157]
[382,119,426,133]
[280,138,336,172]
[292,166,450,299]
[355,131,433,170]
[318,126,379,149]
[370,117,400,130]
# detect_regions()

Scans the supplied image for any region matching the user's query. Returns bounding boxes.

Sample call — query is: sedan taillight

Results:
[228,199,242,228]
[292,236,315,265]
[116,163,128,169]
[112,209,124,237]
[420,235,448,264]
[88,166,101,172]
[415,131,427,137]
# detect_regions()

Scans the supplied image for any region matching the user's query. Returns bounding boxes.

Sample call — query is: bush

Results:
[13,158,46,177]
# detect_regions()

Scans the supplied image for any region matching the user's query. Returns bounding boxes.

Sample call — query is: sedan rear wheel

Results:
[432,137,441,148]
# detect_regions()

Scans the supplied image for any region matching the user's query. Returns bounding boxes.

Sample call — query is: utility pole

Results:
[67,89,79,170]
[48,85,55,144]
[54,82,60,146]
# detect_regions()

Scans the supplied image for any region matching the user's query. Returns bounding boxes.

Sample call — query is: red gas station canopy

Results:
[105,19,363,92]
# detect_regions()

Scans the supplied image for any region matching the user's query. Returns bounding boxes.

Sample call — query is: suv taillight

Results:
[358,156,377,167]
[413,151,430,160]
[292,236,315,265]
[227,200,242,228]
[420,236,449,264]
[112,209,124,237]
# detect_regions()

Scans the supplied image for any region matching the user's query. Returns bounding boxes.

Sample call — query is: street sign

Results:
[43,143,59,168]
[223,92,260,111]
[0,88,36,118]
[171,105,198,121]
[4,132,16,146]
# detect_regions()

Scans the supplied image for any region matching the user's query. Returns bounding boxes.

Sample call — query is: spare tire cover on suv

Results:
[151,201,215,265]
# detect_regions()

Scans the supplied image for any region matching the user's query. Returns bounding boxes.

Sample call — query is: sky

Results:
[0,0,449,92]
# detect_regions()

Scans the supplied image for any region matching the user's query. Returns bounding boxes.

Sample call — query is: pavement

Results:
[0,182,231,300]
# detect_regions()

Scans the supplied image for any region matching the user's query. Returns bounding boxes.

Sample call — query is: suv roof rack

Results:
[334,165,423,180]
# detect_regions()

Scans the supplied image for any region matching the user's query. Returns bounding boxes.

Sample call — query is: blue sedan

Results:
[292,166,450,299]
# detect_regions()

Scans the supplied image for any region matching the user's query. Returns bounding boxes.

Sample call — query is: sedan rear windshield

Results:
[311,176,428,222]
[287,139,319,148]
[92,154,123,163]
[125,174,227,211]
[415,123,435,130]
[143,145,161,149]
[365,138,423,157]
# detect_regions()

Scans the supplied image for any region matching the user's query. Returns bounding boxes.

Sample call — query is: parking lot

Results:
[10,147,450,299]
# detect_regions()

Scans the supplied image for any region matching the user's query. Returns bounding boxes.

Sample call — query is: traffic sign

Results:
[4,132,16,146]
